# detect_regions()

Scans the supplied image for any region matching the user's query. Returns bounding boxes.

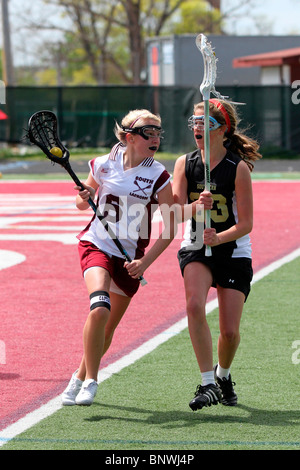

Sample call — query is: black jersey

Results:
[182,149,251,259]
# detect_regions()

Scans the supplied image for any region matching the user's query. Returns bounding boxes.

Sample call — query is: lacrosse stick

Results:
[26,110,147,286]
[196,34,227,257]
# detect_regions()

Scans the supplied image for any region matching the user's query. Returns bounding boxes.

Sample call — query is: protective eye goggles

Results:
[188,115,222,132]
[122,125,164,140]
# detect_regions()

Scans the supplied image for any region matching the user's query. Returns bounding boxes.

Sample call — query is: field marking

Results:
[0,247,299,446]
[0,233,79,244]
[0,250,26,271]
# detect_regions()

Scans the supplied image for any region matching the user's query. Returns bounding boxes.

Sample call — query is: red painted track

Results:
[0,180,299,430]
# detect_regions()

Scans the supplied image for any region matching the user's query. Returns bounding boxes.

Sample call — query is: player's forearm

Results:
[213,221,253,246]
[75,185,96,210]
[141,225,177,270]
[176,191,212,223]
[76,196,90,210]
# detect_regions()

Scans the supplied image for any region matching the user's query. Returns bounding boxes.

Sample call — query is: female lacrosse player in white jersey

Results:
[172,99,262,411]
[62,109,176,406]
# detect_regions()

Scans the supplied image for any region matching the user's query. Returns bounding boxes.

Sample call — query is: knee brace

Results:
[90,290,111,311]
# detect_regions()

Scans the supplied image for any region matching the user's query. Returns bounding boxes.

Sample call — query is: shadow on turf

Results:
[84,402,300,429]
[0,372,20,380]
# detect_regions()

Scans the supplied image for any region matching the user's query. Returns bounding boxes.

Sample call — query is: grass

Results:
[1,256,299,451]
[1,145,300,162]
[2,173,300,181]
[0,173,89,180]
[1,147,300,182]
[252,172,300,180]
[2,170,300,181]
[0,147,177,162]
[1,148,300,181]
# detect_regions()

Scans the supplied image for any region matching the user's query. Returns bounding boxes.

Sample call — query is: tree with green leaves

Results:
[18,0,256,85]
[28,0,223,84]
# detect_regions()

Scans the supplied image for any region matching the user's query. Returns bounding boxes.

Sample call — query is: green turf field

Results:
[1,255,299,451]
[2,172,300,180]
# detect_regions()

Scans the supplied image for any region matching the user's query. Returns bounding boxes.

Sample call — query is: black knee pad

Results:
[90,290,111,311]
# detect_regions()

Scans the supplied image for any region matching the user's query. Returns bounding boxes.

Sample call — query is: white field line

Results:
[0,247,300,445]
[0,250,26,271]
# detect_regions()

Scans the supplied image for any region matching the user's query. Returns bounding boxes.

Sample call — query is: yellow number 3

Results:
[211,194,229,223]
[189,192,229,224]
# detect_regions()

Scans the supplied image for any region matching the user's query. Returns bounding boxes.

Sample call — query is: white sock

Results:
[201,370,215,386]
[216,364,230,380]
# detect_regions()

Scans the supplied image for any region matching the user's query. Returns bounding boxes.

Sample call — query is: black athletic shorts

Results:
[177,248,253,301]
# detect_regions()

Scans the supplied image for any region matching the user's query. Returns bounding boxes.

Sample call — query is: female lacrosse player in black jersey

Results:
[172,99,262,411]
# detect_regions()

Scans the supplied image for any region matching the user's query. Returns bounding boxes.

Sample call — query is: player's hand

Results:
[74,184,95,201]
[203,228,220,247]
[124,259,145,279]
[198,191,213,210]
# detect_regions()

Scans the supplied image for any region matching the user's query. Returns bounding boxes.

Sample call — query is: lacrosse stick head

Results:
[196,34,227,101]
[27,110,70,166]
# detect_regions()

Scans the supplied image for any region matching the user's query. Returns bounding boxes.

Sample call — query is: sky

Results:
[223,0,300,35]
[1,0,300,67]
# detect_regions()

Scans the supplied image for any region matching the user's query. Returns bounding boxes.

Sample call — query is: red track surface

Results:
[0,180,299,430]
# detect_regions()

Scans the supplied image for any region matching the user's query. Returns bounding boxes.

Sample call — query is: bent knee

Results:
[186,296,206,320]
[89,290,111,324]
[89,306,110,327]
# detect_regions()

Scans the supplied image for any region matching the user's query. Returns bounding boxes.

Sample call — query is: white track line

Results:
[0,247,300,445]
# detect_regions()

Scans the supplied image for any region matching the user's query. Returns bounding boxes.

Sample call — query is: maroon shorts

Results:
[78,240,140,298]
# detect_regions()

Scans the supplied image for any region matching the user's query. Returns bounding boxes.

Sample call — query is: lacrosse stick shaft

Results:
[197,33,217,257]
[27,110,147,286]
[64,161,147,286]
[204,99,212,257]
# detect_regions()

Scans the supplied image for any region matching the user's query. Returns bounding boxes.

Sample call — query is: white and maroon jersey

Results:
[78,143,170,260]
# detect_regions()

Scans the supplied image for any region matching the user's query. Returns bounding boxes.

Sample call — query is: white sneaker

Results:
[75,379,98,406]
[61,371,83,406]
